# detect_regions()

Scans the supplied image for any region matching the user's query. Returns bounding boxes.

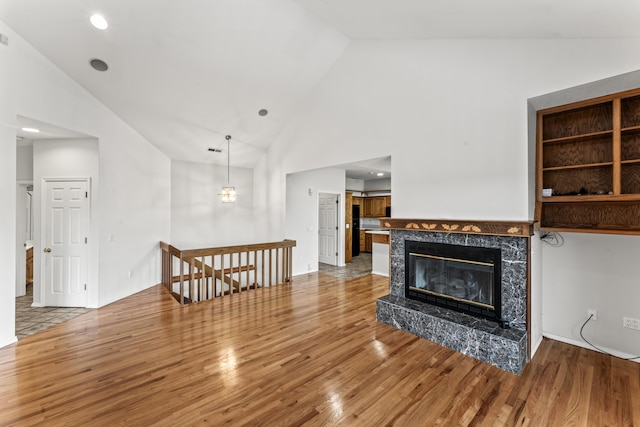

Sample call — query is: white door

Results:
[318,193,338,265]
[42,179,89,307]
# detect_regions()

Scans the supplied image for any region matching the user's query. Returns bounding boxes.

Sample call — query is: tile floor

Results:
[319,253,372,279]
[15,285,91,340]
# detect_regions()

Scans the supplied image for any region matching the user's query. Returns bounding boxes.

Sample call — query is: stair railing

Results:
[160,240,296,304]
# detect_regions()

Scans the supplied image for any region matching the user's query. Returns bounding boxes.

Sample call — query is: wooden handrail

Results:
[180,239,296,258]
[160,240,296,305]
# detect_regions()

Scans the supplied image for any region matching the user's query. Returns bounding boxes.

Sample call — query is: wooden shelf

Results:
[542,162,612,172]
[538,225,640,236]
[542,130,613,145]
[541,194,640,203]
[536,87,640,235]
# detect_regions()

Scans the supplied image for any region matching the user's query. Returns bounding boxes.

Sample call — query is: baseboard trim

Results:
[530,334,544,359]
[543,333,640,364]
[0,336,18,349]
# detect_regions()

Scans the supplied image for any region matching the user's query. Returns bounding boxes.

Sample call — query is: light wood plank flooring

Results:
[0,273,638,426]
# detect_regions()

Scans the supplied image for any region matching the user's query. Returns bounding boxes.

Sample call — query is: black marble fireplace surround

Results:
[376,228,529,374]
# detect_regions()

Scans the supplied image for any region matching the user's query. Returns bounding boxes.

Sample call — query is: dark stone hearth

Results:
[376,229,529,374]
[376,295,526,374]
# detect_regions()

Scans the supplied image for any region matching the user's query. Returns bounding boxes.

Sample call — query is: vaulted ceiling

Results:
[2,0,639,168]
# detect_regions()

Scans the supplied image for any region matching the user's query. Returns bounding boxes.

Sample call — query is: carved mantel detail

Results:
[379,218,535,237]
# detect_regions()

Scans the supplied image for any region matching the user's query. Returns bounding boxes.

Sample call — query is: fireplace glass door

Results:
[411,254,494,308]
[405,241,502,323]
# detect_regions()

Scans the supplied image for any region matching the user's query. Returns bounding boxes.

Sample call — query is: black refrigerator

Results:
[352,205,360,257]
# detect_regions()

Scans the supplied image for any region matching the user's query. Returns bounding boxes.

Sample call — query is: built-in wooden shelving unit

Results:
[536,89,640,235]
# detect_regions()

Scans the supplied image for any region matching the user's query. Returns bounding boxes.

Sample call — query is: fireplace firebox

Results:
[405,240,504,326]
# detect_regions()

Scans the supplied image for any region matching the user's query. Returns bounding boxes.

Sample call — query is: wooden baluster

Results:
[253,250,257,289]
[220,253,225,297]
[167,250,170,289]
[269,249,273,287]
[201,255,206,301]
[236,252,240,293]
[245,250,250,291]
[211,254,214,298]
[276,247,280,284]
[179,253,185,305]
[229,252,233,296]
[288,246,292,283]
[161,250,166,289]
[215,254,218,297]
[261,250,265,288]
[281,248,285,284]
[189,258,195,302]
[283,247,288,283]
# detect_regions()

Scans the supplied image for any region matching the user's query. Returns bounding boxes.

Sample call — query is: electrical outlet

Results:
[587,309,597,321]
[623,317,640,330]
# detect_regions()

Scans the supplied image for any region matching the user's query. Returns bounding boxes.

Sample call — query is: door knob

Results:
[43,248,52,253]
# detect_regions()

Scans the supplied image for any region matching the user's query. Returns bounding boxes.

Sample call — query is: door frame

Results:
[39,177,91,308]
[317,191,341,266]
[15,181,33,297]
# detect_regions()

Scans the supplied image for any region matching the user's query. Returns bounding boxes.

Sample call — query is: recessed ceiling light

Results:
[90,14,108,30]
[89,58,109,71]
[377,172,384,176]
[258,109,268,117]
[21,127,40,133]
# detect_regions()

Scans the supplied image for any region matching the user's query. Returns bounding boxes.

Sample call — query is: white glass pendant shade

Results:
[220,186,238,203]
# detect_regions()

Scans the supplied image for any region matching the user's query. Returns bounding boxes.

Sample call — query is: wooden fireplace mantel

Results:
[379,218,535,237]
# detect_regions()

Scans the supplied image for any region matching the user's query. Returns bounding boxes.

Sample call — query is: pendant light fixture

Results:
[219,135,238,203]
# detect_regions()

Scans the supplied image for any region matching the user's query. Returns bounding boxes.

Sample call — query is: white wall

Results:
[364,177,391,193]
[542,233,640,357]
[346,178,364,192]
[16,144,33,181]
[171,160,254,249]
[254,39,640,358]
[0,27,17,346]
[285,168,346,275]
[1,20,171,344]
[32,139,99,307]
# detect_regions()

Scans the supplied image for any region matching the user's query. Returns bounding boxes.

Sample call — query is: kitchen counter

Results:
[366,230,389,276]
[364,229,389,235]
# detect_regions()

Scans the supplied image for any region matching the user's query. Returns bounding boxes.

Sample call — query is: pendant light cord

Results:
[226,135,231,186]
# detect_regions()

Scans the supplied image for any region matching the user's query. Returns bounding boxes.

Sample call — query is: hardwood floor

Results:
[0,273,638,426]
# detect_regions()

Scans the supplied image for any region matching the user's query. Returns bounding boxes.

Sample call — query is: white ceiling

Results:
[341,156,391,181]
[2,0,639,168]
[15,116,92,144]
[294,0,640,39]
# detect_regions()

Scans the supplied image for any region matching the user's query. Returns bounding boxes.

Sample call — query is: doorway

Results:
[318,192,339,266]
[41,178,90,307]
[15,183,33,298]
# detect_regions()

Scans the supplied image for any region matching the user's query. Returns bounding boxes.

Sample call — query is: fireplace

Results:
[375,219,533,374]
[405,241,504,326]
